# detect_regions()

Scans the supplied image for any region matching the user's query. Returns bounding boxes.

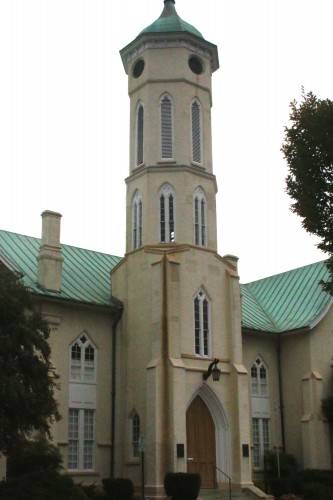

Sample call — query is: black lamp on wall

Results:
[202,358,221,381]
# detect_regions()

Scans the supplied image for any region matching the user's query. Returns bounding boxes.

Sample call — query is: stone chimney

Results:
[37,210,63,291]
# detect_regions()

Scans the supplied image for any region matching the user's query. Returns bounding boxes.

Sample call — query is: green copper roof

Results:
[0,230,122,308]
[139,0,203,39]
[241,261,332,333]
[1,229,331,331]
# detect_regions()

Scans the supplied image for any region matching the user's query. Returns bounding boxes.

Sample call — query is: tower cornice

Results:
[120,31,219,74]
[125,164,218,194]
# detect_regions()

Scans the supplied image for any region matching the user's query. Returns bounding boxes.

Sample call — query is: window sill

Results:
[67,471,99,476]
[191,161,204,168]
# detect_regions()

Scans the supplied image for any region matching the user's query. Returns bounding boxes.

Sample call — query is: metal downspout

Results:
[110,307,123,479]
[277,333,286,453]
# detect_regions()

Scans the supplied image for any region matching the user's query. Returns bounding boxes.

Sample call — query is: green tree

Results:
[282,90,333,294]
[0,264,60,455]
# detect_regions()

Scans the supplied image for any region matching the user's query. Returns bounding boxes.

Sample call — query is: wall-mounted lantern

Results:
[202,358,221,381]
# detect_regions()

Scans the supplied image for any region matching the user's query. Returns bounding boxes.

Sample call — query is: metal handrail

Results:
[214,465,232,500]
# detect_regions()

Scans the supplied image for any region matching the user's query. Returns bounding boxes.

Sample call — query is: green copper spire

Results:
[138,0,203,39]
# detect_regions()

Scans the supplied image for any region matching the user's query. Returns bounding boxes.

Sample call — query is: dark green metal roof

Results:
[138,0,203,39]
[241,261,332,333]
[0,230,122,308]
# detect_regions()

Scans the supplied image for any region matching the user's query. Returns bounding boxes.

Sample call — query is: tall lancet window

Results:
[132,191,143,250]
[194,289,210,356]
[136,103,144,166]
[191,98,202,164]
[250,356,270,469]
[160,94,173,159]
[194,187,207,246]
[159,184,175,243]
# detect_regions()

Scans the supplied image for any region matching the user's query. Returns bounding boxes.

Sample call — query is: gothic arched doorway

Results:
[186,395,216,488]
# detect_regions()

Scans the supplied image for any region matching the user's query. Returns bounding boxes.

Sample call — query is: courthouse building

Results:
[1,1,332,497]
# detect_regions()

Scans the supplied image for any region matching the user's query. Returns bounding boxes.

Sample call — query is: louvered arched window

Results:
[194,187,207,246]
[136,103,144,166]
[194,289,210,356]
[160,94,173,159]
[159,184,175,243]
[132,191,143,250]
[191,98,202,164]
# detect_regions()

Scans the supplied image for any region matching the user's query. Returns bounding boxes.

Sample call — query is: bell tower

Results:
[112,2,253,497]
[120,0,219,253]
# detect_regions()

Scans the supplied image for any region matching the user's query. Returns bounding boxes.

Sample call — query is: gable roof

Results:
[1,229,331,330]
[0,230,122,308]
[241,261,332,333]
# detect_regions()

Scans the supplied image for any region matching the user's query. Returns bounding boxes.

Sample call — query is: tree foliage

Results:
[0,264,60,455]
[282,90,333,294]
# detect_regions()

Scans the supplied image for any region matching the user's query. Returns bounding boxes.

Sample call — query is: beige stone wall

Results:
[281,307,333,469]
[127,45,214,174]
[112,245,252,490]
[126,166,218,252]
[38,298,114,483]
[243,305,333,472]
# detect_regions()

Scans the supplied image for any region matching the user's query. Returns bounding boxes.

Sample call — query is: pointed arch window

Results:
[132,191,143,250]
[159,184,175,243]
[70,334,96,383]
[251,357,268,396]
[194,290,210,356]
[194,187,207,246]
[191,98,202,164]
[160,94,173,159]
[136,103,144,166]
[132,412,140,458]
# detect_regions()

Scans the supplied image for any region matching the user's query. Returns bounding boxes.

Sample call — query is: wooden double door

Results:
[186,395,216,489]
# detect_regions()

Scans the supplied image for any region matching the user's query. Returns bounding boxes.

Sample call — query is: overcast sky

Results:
[0,0,331,283]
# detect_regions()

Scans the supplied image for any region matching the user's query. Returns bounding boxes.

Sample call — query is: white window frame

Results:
[136,102,144,166]
[251,357,268,396]
[70,333,97,384]
[68,408,95,471]
[132,412,140,459]
[194,289,210,357]
[132,190,143,250]
[194,187,207,246]
[159,183,176,243]
[252,417,270,470]
[160,93,174,160]
[191,98,203,165]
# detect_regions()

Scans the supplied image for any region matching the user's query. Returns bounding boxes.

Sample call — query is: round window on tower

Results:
[188,56,204,75]
[132,59,145,79]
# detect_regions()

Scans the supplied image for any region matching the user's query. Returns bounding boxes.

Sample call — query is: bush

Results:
[78,483,107,499]
[302,481,333,500]
[164,472,201,500]
[299,469,333,489]
[265,451,299,478]
[322,396,333,422]
[0,470,88,500]
[102,478,134,500]
[6,436,63,478]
